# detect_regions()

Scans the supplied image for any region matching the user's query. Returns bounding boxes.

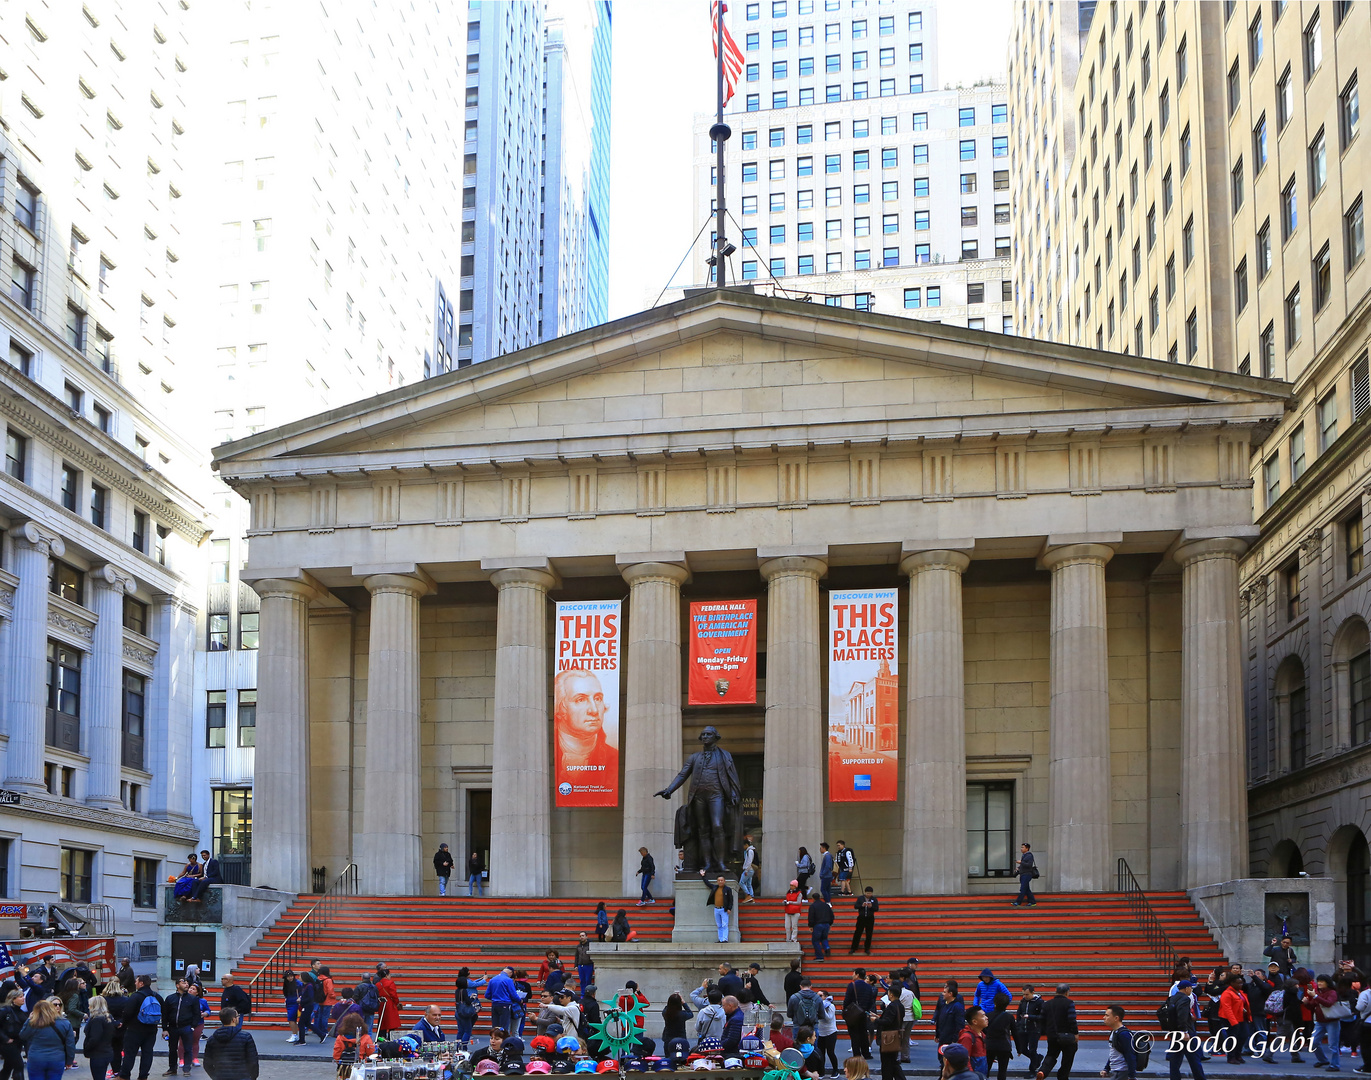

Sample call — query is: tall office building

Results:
[0,1,207,948]
[1007,0,1371,945]
[692,0,1015,331]
[465,0,612,366]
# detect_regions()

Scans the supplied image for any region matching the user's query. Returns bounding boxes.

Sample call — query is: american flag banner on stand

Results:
[0,938,115,982]
[710,2,745,106]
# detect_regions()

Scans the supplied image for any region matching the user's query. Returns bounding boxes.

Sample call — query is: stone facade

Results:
[213,291,1284,898]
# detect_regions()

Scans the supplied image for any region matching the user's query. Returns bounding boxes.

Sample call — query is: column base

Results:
[4,778,45,794]
[672,877,742,943]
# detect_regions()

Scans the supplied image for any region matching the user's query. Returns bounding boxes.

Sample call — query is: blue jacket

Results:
[485,973,520,1007]
[412,1017,445,1043]
[820,851,834,879]
[973,974,1012,1012]
[20,1018,76,1066]
[934,996,966,1045]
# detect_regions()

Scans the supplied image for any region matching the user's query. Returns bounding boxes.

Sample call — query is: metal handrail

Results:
[1117,857,1178,975]
[242,864,358,991]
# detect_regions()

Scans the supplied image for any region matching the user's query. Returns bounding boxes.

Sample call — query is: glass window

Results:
[797,124,813,144]
[1315,244,1333,311]
[742,130,758,150]
[992,104,1007,124]
[854,217,870,237]
[239,611,259,651]
[60,848,93,903]
[959,139,976,161]
[854,250,870,270]
[854,184,869,203]
[966,782,1015,877]
[1254,114,1269,170]
[207,690,227,748]
[1310,129,1327,197]
[913,144,928,164]
[770,257,786,277]
[881,247,898,267]
[1343,76,1361,148]
[769,128,785,148]
[6,429,28,482]
[882,181,898,201]
[208,613,230,652]
[913,177,928,197]
[770,225,786,245]
[1287,284,1303,348]
[47,641,82,752]
[1283,177,1299,239]
[122,671,145,769]
[1320,391,1341,452]
[904,288,921,309]
[14,182,38,232]
[1353,646,1371,745]
[1348,197,1366,268]
[825,252,841,272]
[49,560,84,605]
[133,857,159,909]
[992,136,1008,158]
[853,150,869,171]
[1306,10,1322,80]
[927,286,941,307]
[238,690,257,748]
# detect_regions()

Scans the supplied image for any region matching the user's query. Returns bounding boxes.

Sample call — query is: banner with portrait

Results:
[553,600,621,807]
[688,599,758,704]
[827,588,899,802]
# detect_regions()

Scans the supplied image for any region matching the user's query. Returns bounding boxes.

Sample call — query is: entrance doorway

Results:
[1349,831,1371,972]
[468,789,491,886]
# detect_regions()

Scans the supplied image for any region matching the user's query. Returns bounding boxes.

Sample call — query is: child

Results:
[594,902,608,943]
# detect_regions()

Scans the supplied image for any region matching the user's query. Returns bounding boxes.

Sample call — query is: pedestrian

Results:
[82,995,117,1080]
[484,966,519,1036]
[707,876,734,943]
[742,963,770,1019]
[783,959,804,1004]
[819,843,835,903]
[611,908,632,943]
[935,983,966,1049]
[789,976,824,1035]
[662,994,693,1043]
[1218,971,1251,1064]
[375,965,402,1037]
[1159,980,1206,1080]
[1033,983,1078,1080]
[1015,985,1045,1077]
[1355,978,1371,1069]
[835,841,855,896]
[715,964,744,1000]
[467,850,484,897]
[0,990,24,1080]
[162,978,200,1077]
[1012,844,1037,907]
[314,965,336,1041]
[721,997,745,1055]
[850,887,879,955]
[1263,936,1298,975]
[875,989,905,1080]
[843,967,876,1060]
[511,969,533,1037]
[187,985,209,1065]
[118,962,136,996]
[958,1006,989,1075]
[20,998,76,1080]
[691,984,725,1042]
[636,848,656,906]
[574,933,594,997]
[594,902,609,943]
[281,970,300,1044]
[894,966,920,1064]
[1100,1006,1137,1080]
[202,1009,258,1080]
[219,977,250,1030]
[986,993,1014,1080]
[289,973,315,1047]
[808,890,834,962]
[434,844,454,897]
[740,837,757,905]
[452,967,485,1048]
[784,881,804,943]
[815,988,840,1071]
[974,970,1012,1013]
[351,976,377,1036]
[796,847,815,896]
[941,1044,977,1080]
[1306,972,1343,1071]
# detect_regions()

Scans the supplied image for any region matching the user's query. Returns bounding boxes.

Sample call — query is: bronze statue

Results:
[656,725,743,876]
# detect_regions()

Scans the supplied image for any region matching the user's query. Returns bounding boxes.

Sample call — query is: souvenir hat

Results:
[652,1062,675,1073]
[690,1062,712,1072]
[574,1063,597,1074]
[476,1063,501,1076]
[556,1038,582,1055]
[596,1062,619,1074]
[552,1062,574,1074]
[723,1059,744,1070]
[695,1038,722,1054]
[526,1062,552,1075]
[503,1064,527,1076]
[531,1038,557,1054]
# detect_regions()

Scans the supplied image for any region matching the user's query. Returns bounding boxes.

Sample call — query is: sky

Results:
[606,0,1013,320]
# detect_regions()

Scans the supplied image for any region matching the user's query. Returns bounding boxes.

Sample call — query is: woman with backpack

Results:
[20,998,77,1080]
[611,909,632,943]
[795,848,815,897]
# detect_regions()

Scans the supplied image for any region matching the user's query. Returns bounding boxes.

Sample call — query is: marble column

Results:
[618,557,690,898]
[900,548,971,893]
[1042,543,1114,892]
[87,564,137,810]
[4,522,64,793]
[360,571,433,896]
[1175,537,1250,888]
[759,553,827,897]
[147,595,196,824]
[251,578,316,893]
[488,564,557,896]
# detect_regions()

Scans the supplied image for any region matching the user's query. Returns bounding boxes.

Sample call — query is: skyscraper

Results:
[692,0,1015,331]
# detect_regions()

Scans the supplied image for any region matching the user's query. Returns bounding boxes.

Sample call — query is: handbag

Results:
[879,1028,901,1053]
[1030,865,1040,879]
[1324,1001,1355,1020]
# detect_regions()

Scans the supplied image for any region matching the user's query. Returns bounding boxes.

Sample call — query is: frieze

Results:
[4,791,198,843]
[1249,744,1371,815]
[48,607,94,642]
[122,642,155,666]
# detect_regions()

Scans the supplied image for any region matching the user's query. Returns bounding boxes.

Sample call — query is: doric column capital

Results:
[16,521,64,559]
[489,566,558,592]
[1039,542,1114,572]
[91,563,137,595]
[253,577,320,603]
[620,561,691,588]
[899,549,972,577]
[759,555,828,582]
[363,570,435,598]
[1174,536,1249,566]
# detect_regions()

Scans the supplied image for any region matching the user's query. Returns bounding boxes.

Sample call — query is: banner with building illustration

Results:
[553,600,621,807]
[688,599,758,704]
[827,589,899,802]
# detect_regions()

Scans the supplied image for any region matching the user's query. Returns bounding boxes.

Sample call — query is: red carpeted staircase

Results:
[230,892,1222,1037]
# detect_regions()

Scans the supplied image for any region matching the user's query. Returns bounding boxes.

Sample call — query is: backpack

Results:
[337,1037,361,1065]
[357,983,379,1012]
[137,993,162,1025]
[1264,989,1286,1016]
[1157,995,1189,1033]
[909,995,923,1021]
[1124,1028,1151,1072]
[794,991,821,1029]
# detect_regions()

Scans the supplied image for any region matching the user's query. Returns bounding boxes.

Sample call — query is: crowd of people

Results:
[0,957,257,1080]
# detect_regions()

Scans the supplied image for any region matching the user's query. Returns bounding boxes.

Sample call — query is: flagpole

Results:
[710,2,731,287]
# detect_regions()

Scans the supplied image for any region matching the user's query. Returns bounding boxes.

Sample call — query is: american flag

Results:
[0,939,115,983]
[711,2,745,107]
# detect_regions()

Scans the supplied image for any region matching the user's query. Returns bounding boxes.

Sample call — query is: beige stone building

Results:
[212,291,1284,900]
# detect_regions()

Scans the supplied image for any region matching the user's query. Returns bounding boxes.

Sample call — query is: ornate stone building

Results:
[214,290,1284,899]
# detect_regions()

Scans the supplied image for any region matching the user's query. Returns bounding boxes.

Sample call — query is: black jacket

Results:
[704,884,734,912]
[854,895,880,920]
[221,985,252,1016]
[203,1025,259,1080]
[638,854,656,877]
[1014,995,1044,1036]
[1041,994,1078,1039]
[434,850,454,877]
[876,998,904,1032]
[468,854,483,877]
[807,899,834,927]
[0,1005,23,1044]
[163,992,201,1030]
[843,979,876,1016]
[741,974,770,1007]
[717,972,745,999]
[123,989,163,1027]
[986,1008,1015,1054]
[783,971,804,1000]
[83,1016,116,1057]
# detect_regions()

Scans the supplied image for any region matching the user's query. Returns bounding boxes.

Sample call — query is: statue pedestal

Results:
[673,876,742,943]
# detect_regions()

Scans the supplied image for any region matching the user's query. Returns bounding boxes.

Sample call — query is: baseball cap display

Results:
[551,1062,574,1074]
[695,1038,722,1054]
[596,1062,618,1074]
[723,1058,744,1070]
[475,1063,501,1076]
[502,1064,526,1075]
[574,1063,597,1074]
[556,1038,582,1055]
[526,1062,552,1075]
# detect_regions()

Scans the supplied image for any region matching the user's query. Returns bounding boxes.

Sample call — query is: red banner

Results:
[553,601,621,807]
[688,600,758,704]
[827,589,899,801]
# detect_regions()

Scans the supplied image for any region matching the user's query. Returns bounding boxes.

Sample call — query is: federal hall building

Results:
[214,291,1289,899]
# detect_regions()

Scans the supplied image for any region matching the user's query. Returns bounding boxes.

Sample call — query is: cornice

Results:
[3,793,200,843]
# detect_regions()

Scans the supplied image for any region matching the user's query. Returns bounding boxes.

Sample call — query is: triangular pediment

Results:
[214,291,1288,474]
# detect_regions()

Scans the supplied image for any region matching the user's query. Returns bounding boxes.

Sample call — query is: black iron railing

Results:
[243,863,357,991]
[1117,857,1178,975]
